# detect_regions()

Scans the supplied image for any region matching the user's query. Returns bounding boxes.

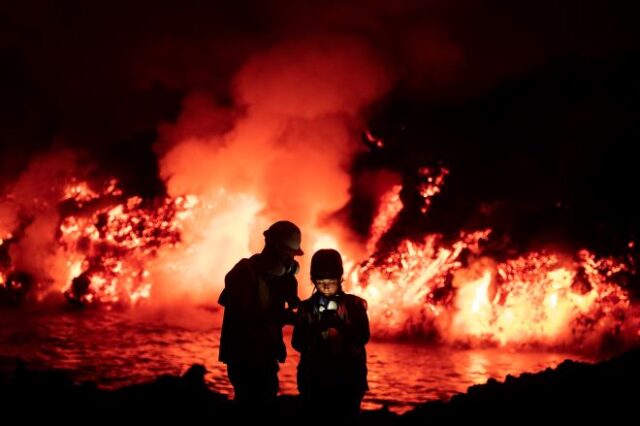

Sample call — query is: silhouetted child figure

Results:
[292,248,370,419]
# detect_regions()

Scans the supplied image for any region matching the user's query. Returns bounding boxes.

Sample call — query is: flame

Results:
[41,166,640,351]
[56,179,192,306]
[445,252,631,348]
[0,139,637,353]
[349,230,490,337]
[348,231,636,350]
[367,184,402,253]
[341,167,638,351]
[147,188,262,302]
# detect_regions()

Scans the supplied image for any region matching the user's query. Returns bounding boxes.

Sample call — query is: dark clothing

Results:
[292,291,370,417]
[218,254,298,404]
[226,361,279,406]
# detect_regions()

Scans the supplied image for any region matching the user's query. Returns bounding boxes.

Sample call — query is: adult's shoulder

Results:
[235,254,263,271]
[219,258,257,306]
[226,257,258,280]
[234,257,254,270]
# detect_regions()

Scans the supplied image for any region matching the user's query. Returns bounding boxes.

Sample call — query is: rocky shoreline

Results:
[1,348,638,424]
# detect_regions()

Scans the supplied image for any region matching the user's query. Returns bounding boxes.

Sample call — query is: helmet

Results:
[263,220,304,256]
[310,248,343,280]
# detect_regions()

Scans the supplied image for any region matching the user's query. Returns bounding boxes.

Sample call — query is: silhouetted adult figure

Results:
[218,220,303,409]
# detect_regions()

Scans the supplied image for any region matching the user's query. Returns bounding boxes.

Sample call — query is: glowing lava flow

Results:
[343,168,638,351]
[1,163,638,352]
[58,179,197,306]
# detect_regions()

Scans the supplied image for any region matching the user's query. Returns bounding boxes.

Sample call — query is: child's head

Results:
[310,249,343,297]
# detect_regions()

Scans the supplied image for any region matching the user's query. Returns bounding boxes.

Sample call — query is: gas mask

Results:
[263,246,299,277]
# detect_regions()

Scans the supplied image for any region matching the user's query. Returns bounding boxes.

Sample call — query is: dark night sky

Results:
[1,0,639,253]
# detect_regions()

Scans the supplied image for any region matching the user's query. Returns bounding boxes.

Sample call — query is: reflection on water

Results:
[0,307,597,413]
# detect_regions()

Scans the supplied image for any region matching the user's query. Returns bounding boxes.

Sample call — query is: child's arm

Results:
[323,297,370,345]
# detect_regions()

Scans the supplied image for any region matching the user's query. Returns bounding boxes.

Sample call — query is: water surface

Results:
[0,307,596,413]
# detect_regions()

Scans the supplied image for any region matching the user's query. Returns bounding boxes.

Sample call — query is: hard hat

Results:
[263,220,304,256]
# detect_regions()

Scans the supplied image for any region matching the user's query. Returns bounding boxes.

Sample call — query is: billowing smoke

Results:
[153,35,392,300]
[1,34,394,305]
